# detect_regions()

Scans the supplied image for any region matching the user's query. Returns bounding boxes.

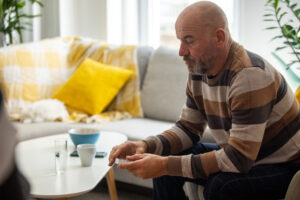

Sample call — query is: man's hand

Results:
[117,154,168,179]
[108,141,147,166]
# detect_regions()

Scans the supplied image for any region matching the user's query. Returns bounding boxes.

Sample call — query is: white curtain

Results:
[23,0,108,43]
[22,0,60,43]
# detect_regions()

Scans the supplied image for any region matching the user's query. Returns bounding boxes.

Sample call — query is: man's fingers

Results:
[108,159,115,166]
[126,154,145,161]
[108,146,121,166]
[118,160,141,171]
[109,146,118,158]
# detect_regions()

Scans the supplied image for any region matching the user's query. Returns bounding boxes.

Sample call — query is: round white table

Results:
[15,131,127,200]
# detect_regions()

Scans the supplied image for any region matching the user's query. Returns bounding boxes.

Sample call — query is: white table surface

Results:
[15,131,127,199]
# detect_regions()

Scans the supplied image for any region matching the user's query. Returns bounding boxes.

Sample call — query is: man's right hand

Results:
[108,141,147,166]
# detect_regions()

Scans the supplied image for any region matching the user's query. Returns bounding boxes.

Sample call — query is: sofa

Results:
[12,45,300,200]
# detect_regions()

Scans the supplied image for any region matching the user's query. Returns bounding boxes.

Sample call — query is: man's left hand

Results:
[117,154,168,179]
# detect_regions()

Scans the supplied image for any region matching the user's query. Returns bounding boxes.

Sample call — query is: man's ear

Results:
[215,28,226,47]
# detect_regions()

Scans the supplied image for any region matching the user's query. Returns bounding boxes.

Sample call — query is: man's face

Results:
[176,20,217,75]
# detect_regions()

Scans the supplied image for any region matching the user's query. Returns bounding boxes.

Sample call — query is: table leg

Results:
[106,168,118,200]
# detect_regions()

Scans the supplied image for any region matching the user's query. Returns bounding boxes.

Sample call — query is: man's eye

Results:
[185,39,194,45]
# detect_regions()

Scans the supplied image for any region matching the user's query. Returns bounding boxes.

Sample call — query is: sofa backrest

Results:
[139,46,188,122]
[136,46,154,89]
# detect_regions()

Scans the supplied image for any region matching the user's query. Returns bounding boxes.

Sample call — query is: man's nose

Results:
[179,44,189,57]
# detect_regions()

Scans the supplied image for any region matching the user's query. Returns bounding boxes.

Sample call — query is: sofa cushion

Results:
[53,58,133,115]
[68,118,174,141]
[141,46,188,122]
[136,46,154,89]
[15,118,174,142]
[14,122,70,142]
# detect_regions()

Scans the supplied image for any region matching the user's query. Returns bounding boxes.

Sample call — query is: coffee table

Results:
[15,131,127,200]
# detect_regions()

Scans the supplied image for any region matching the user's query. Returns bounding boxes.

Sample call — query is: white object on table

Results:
[77,144,96,167]
[15,131,127,200]
[115,158,130,164]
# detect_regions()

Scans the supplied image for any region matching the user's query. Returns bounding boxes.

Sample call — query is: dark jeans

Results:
[153,143,300,200]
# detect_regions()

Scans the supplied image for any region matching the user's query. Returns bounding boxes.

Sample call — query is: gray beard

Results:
[188,61,210,75]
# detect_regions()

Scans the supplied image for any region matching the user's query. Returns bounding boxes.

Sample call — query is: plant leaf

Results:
[279,11,287,21]
[276,7,282,15]
[274,0,279,9]
[266,26,278,29]
[29,0,44,7]
[263,19,276,21]
[263,13,274,17]
[16,2,25,8]
[270,35,283,41]
[275,46,288,51]
[282,24,295,38]
[36,1,44,7]
[295,9,300,17]
[291,51,300,55]
[288,60,298,67]
[15,26,26,30]
[290,3,297,10]
[265,8,275,12]
[24,22,32,26]
[19,14,42,18]
[265,0,274,6]
[283,41,293,46]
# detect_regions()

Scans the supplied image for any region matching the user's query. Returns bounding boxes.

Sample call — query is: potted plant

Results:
[264,0,300,100]
[0,0,43,47]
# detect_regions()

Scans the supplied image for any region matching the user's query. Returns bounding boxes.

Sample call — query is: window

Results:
[107,0,238,48]
[158,0,238,48]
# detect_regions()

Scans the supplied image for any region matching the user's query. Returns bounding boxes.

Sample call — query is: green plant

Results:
[0,0,43,46]
[264,0,300,70]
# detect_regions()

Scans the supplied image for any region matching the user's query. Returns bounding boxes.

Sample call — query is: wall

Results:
[23,0,108,42]
[36,0,60,40]
[59,0,107,40]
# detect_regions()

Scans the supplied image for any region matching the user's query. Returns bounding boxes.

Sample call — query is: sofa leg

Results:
[106,168,118,200]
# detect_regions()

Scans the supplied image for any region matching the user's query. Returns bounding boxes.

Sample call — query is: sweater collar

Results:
[205,41,237,86]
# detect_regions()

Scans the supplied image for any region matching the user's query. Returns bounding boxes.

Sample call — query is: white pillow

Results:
[141,46,188,122]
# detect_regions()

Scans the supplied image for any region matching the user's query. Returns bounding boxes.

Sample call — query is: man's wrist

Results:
[136,140,148,153]
[162,156,169,175]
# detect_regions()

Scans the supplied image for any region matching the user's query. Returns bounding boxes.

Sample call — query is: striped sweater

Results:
[143,42,300,178]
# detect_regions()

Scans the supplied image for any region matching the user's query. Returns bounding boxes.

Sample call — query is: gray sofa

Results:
[14,46,299,200]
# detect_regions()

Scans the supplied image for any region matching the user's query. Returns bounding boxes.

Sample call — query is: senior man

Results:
[109,1,300,200]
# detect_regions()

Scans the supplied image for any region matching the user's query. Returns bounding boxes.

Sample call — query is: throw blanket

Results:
[0,37,143,123]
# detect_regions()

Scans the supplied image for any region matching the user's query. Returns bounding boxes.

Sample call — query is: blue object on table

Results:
[68,128,100,146]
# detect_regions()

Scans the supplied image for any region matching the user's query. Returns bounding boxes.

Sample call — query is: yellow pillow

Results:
[295,86,300,104]
[53,58,133,115]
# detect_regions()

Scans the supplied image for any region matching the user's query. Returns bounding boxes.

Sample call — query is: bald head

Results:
[176,1,229,36]
[175,1,233,76]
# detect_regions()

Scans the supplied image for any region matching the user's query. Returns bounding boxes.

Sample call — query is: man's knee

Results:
[153,175,188,200]
[203,173,227,200]
[203,173,245,200]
